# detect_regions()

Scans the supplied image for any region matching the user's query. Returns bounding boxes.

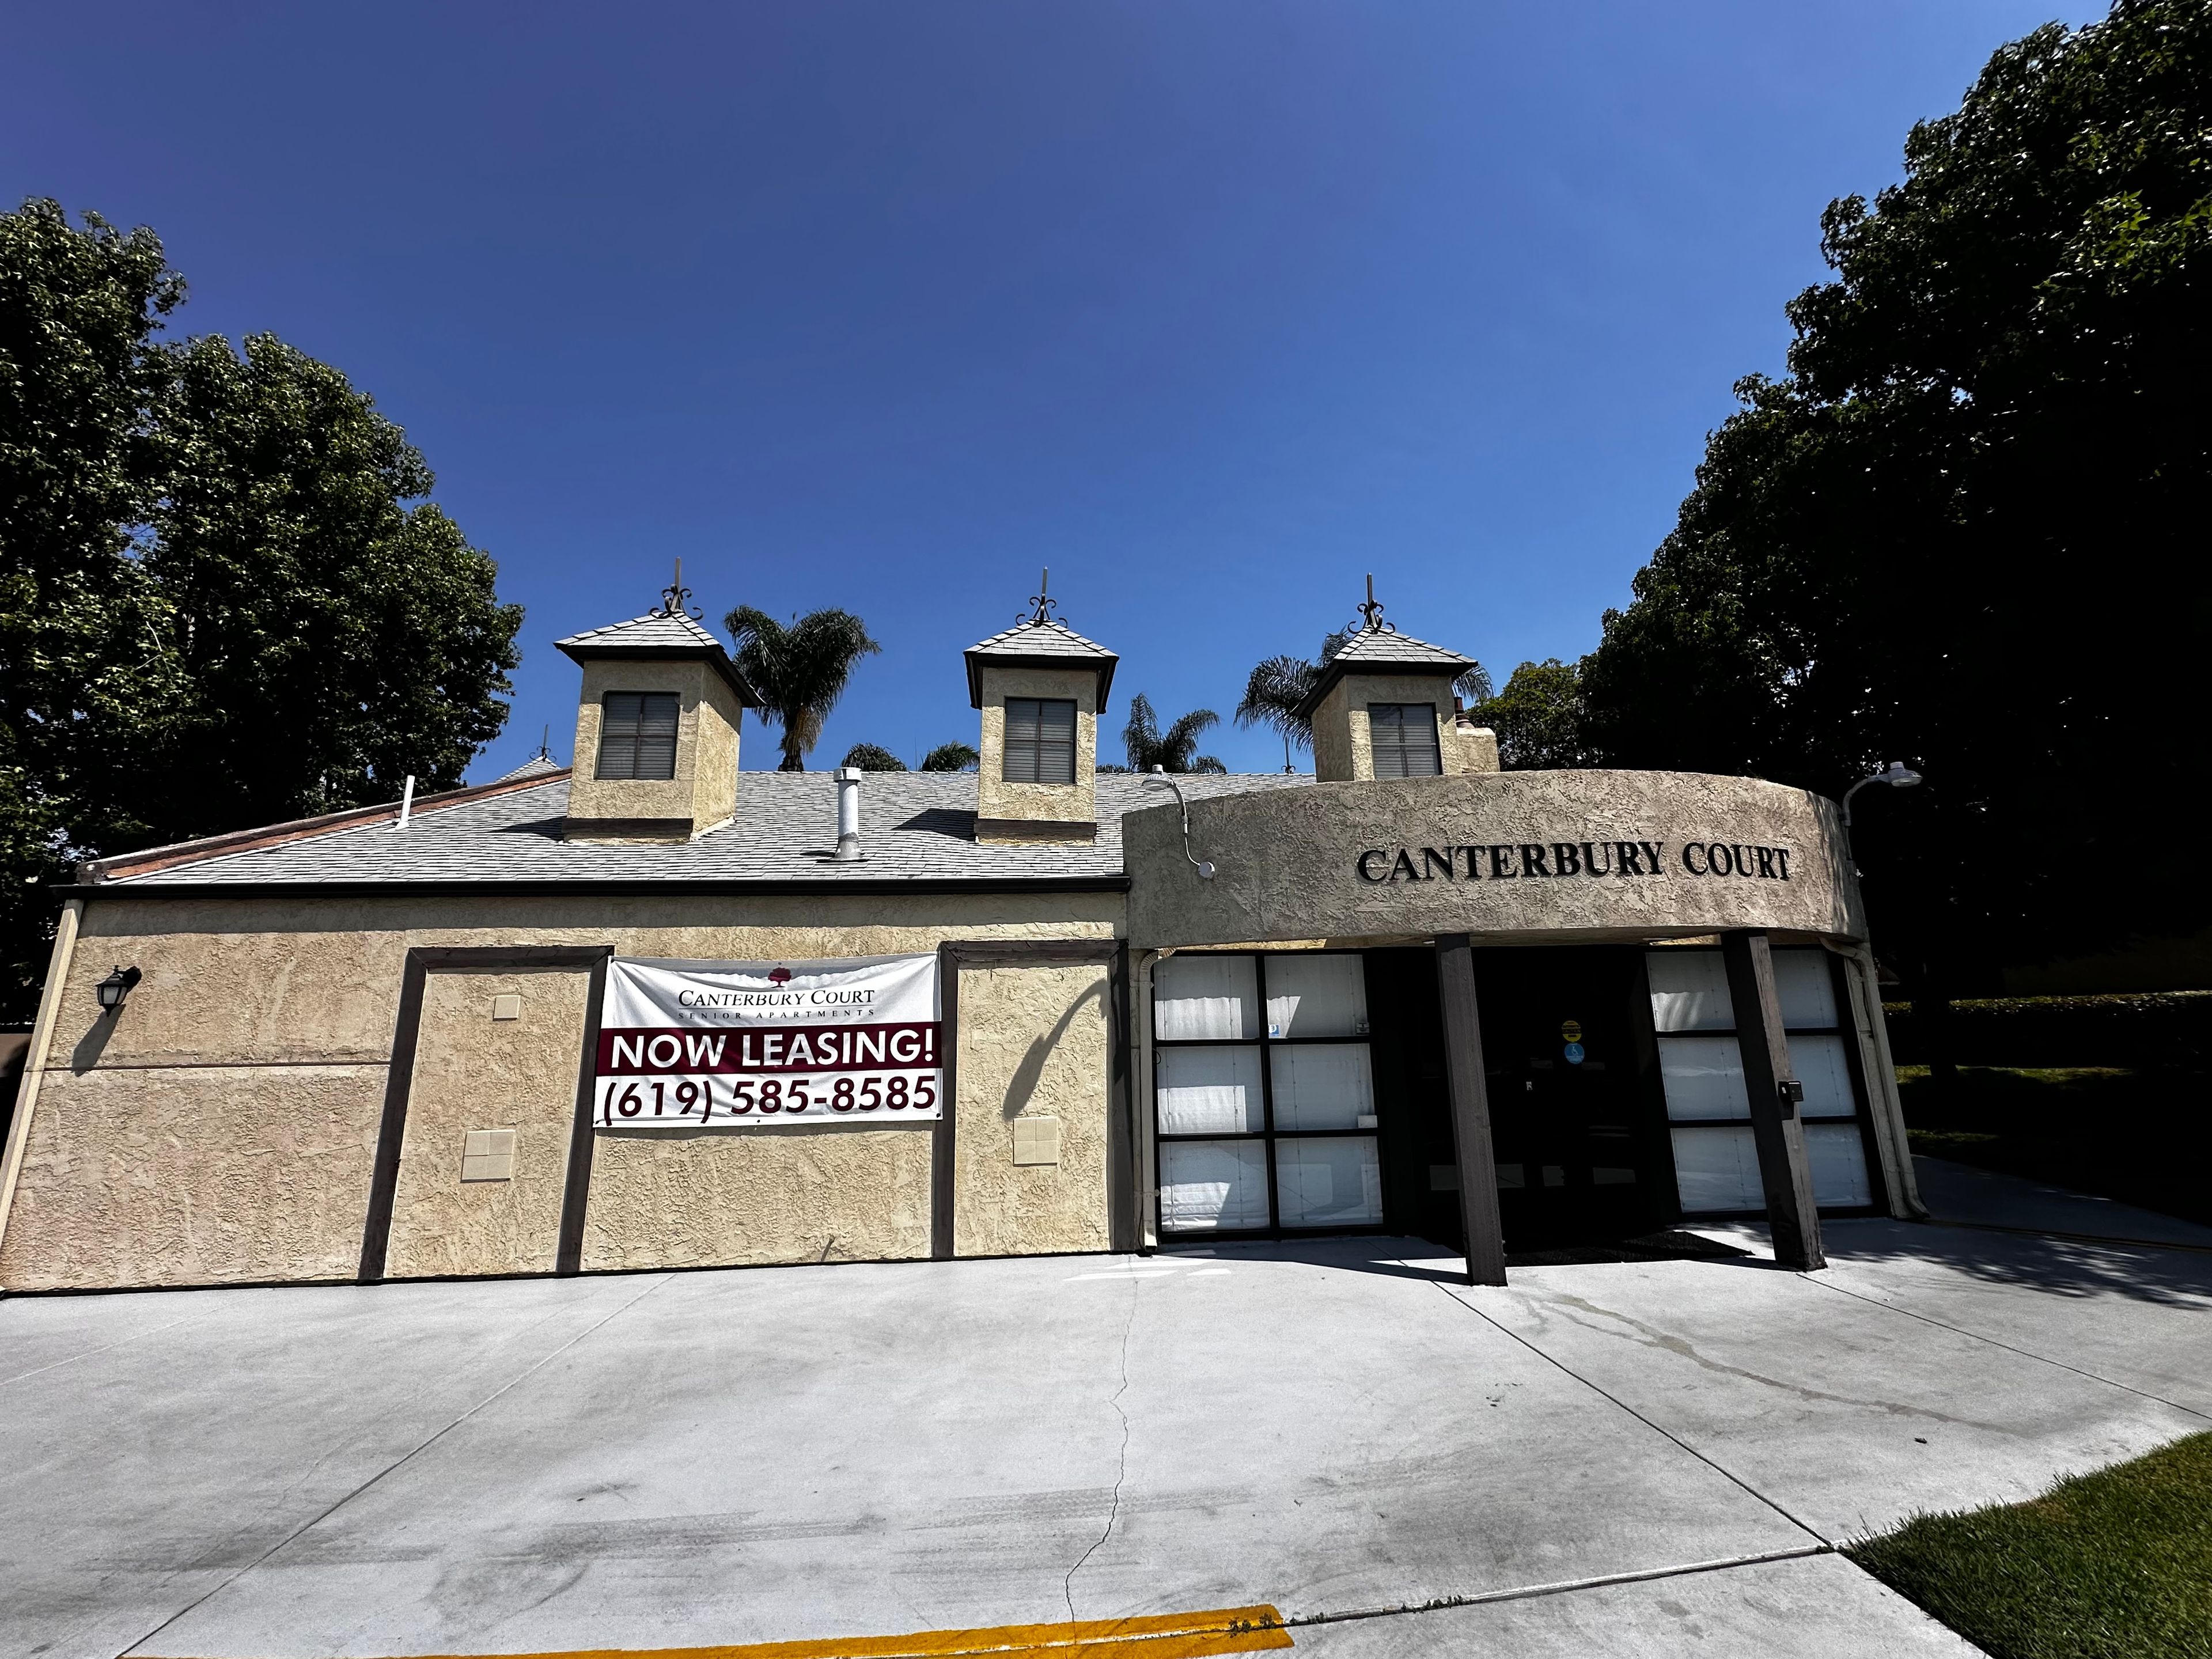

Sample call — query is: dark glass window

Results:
[1003,698,1077,784]
[596,692,680,781]
[1369,703,1442,777]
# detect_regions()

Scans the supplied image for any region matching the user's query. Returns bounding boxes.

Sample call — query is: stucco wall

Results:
[382,965,593,1279]
[1124,770,1863,949]
[976,665,1099,832]
[566,658,745,833]
[1312,674,1467,783]
[1458,724,1501,773]
[38,891,1120,1071]
[0,1063,384,1290]
[582,1126,934,1270]
[1,891,1122,1290]
[952,961,1112,1256]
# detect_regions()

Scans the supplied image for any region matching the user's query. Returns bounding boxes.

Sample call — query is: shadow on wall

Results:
[1001,974,1107,1122]
[70,1012,115,1075]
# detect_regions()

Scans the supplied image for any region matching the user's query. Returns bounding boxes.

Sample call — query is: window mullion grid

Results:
[1785,1018,1858,1121]
[1253,954,1282,1233]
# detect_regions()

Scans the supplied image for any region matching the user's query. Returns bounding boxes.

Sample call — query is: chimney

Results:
[834,767,863,861]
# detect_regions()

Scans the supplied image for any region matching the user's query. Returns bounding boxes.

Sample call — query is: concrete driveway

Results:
[5,1159,2208,1659]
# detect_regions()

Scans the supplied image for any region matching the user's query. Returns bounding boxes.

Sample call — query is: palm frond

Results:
[1235,655,1315,737]
[725,604,881,770]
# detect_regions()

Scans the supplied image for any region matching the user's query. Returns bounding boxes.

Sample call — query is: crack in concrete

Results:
[1279,1543,1834,1630]
[1525,1290,2015,1433]
[0,1308,206,1391]
[1806,1271,2212,1425]
[1434,1281,1830,1544]
[1062,1270,1140,1622]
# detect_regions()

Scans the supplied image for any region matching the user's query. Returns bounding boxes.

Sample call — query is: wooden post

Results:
[1434,933,1508,1286]
[931,945,960,1261]
[1721,930,1826,1270]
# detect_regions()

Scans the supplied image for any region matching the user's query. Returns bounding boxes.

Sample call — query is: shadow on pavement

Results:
[1157,1228,1763,1281]
[1823,1218,2212,1309]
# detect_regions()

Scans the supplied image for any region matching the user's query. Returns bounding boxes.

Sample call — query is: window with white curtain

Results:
[1152,952,1382,1234]
[1646,947,1874,1214]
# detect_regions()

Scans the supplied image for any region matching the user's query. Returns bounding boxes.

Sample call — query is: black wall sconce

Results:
[95,965,141,1016]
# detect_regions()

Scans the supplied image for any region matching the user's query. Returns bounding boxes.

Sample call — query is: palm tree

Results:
[920,741,979,772]
[1235,654,1322,772]
[1124,694,1226,774]
[725,606,881,771]
[840,743,907,771]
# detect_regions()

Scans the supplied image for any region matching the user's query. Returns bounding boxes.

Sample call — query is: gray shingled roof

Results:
[1326,626,1475,671]
[109,770,1310,889]
[494,756,567,783]
[555,608,756,703]
[1292,624,1478,720]
[555,609,726,652]
[963,618,1120,708]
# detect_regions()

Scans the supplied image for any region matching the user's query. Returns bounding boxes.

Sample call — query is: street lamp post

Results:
[1842,760,1922,829]
[1839,760,1921,879]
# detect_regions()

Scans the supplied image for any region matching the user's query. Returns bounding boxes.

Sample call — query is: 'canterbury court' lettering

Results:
[1354,839,1794,884]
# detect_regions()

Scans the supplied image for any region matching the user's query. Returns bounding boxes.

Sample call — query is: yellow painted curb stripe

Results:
[162,1604,1294,1659]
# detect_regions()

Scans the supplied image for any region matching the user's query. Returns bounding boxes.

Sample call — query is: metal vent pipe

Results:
[833,768,863,862]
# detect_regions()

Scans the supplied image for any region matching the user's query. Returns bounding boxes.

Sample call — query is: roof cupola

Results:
[962,571,1119,844]
[1293,577,1498,782]
[554,564,757,843]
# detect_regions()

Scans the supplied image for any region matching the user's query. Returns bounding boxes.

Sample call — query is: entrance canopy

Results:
[1123,770,1861,950]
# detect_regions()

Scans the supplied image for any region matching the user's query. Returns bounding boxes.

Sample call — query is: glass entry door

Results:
[1471,948,1658,1247]
[1152,952,1385,1237]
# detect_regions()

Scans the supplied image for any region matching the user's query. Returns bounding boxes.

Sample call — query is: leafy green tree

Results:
[724,606,881,771]
[1124,694,1226,774]
[919,741,978,772]
[1472,660,1594,771]
[0,199,520,1017]
[1,202,181,1010]
[134,334,518,839]
[840,743,907,771]
[1578,0,2212,980]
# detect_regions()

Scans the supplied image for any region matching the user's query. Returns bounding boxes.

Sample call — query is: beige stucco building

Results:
[0,594,1918,1294]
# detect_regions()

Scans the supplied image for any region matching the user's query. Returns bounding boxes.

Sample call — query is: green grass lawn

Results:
[1849,1432,2212,1658]
[1897,1065,2212,1228]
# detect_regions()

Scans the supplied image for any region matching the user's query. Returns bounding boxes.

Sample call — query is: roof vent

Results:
[834,768,863,862]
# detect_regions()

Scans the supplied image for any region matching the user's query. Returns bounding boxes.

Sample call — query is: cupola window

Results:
[1369,703,1442,778]
[596,692,680,781]
[1002,698,1077,785]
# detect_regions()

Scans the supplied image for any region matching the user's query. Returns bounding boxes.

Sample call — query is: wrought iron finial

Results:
[660,556,702,620]
[1020,566,1060,626]
[1353,572,1395,634]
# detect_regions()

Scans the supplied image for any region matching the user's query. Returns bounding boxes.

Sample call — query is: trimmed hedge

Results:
[1881,991,2211,1070]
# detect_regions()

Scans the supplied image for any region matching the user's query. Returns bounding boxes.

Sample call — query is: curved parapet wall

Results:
[1124,770,1862,950]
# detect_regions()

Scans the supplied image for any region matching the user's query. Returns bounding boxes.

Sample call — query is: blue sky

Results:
[6,2,2098,777]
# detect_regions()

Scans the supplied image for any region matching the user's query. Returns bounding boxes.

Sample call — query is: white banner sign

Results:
[594,954,941,1129]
